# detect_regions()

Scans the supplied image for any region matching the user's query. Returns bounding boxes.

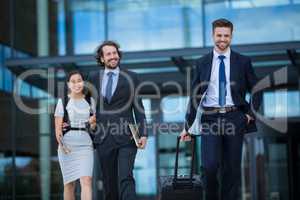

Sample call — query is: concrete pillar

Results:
[37,0,50,199]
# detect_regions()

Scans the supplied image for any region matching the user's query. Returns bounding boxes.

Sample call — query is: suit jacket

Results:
[185,50,262,134]
[88,68,147,144]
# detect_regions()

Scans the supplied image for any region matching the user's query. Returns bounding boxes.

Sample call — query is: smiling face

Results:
[100,45,120,69]
[213,27,232,53]
[67,73,84,95]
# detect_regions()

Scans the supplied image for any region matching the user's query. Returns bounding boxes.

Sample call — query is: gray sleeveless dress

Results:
[54,97,95,185]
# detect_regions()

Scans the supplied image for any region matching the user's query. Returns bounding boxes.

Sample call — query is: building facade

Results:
[1,0,300,199]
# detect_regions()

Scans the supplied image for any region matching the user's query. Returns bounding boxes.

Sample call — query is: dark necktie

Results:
[218,55,226,107]
[105,72,114,102]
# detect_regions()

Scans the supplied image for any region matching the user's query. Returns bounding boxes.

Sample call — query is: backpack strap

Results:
[84,95,96,149]
[61,95,94,138]
[62,95,70,124]
[84,95,93,117]
[61,95,71,135]
[62,95,93,123]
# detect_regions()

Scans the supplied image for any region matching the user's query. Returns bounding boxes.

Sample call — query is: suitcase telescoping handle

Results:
[173,135,196,185]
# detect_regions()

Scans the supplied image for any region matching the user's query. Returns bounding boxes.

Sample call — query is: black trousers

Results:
[96,136,137,200]
[200,110,247,200]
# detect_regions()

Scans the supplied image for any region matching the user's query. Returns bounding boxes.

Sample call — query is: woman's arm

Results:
[55,117,63,145]
[54,98,64,145]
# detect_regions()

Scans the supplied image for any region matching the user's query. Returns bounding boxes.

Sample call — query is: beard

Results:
[215,41,230,51]
[105,58,120,69]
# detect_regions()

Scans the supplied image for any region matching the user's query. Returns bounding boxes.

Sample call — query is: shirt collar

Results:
[104,66,120,75]
[213,48,231,60]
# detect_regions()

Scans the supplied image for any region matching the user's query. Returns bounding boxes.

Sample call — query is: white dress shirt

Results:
[101,67,120,98]
[202,48,234,107]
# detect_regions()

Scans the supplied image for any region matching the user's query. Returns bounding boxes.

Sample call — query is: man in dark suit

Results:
[180,19,262,200]
[89,41,147,200]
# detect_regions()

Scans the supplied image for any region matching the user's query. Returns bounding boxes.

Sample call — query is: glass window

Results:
[267,142,289,199]
[134,136,157,195]
[12,0,105,57]
[72,0,105,54]
[57,0,66,55]
[231,0,290,8]
[12,101,59,198]
[32,86,49,99]
[242,136,290,200]
[204,1,300,45]
[134,99,155,195]
[142,98,152,123]
[265,137,289,200]
[14,156,41,198]
[0,156,13,197]
[4,45,11,59]
[0,67,3,90]
[263,90,300,117]
[158,133,191,176]
[107,0,203,51]
[10,0,300,56]
[162,96,188,122]
[3,68,13,92]
[0,46,3,90]
[298,142,300,186]
[0,93,13,197]
[18,80,31,97]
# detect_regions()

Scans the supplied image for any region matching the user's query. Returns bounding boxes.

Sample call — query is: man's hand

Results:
[180,130,191,141]
[138,137,147,149]
[245,114,254,124]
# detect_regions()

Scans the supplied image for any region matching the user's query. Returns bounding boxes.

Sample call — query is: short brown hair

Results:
[212,18,233,33]
[95,40,122,66]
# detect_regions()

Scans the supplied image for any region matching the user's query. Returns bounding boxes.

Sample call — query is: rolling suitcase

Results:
[158,135,203,200]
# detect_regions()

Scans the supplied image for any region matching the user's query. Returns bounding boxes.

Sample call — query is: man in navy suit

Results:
[89,41,147,200]
[180,18,262,200]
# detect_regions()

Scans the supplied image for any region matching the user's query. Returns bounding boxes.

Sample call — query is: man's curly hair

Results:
[95,40,122,67]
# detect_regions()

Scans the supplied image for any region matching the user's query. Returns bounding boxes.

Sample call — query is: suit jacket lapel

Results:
[203,52,214,83]
[109,69,125,103]
[97,69,105,103]
[229,51,238,87]
[99,70,104,94]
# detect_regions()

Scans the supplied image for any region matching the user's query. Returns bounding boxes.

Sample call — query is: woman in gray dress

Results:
[54,71,96,200]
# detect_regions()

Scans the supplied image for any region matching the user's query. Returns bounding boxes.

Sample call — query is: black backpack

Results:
[61,95,96,148]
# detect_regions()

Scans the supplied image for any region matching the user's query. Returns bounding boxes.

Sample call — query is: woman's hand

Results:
[62,122,69,129]
[89,114,96,129]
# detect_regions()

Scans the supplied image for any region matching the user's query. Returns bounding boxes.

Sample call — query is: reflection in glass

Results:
[263,90,300,117]
[134,136,157,195]
[204,1,300,45]
[107,0,203,51]
[161,96,188,122]
[0,157,13,197]
[73,0,105,54]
